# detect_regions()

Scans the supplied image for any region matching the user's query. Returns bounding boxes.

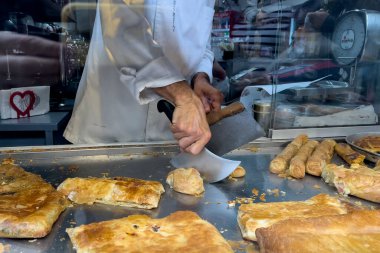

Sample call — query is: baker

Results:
[64,0,223,155]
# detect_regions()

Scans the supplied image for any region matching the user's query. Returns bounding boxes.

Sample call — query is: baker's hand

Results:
[155,81,211,155]
[0,31,61,89]
[192,72,224,113]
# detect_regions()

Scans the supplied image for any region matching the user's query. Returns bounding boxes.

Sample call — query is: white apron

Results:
[64,0,215,144]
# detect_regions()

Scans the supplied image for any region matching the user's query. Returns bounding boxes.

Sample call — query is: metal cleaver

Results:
[205,100,265,156]
[157,100,240,183]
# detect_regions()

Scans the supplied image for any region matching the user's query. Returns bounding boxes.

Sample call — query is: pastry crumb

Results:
[259,193,266,202]
[252,188,259,196]
[313,184,321,189]
[246,147,259,153]
[100,172,109,178]
[273,188,280,197]
[28,239,37,243]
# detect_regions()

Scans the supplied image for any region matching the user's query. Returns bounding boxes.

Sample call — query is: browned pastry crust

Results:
[269,134,308,174]
[166,168,204,196]
[57,177,164,209]
[237,194,349,241]
[334,143,365,164]
[256,210,380,253]
[66,211,234,253]
[0,163,69,238]
[353,135,380,153]
[322,163,380,203]
[306,139,336,176]
[288,140,319,179]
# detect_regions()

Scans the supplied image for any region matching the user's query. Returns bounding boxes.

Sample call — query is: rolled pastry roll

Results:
[334,143,365,165]
[269,134,308,174]
[306,139,336,176]
[288,140,319,179]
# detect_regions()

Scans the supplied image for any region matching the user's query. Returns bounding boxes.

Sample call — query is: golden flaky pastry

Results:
[67,211,233,253]
[322,163,380,203]
[57,177,164,209]
[256,210,380,253]
[0,163,69,238]
[237,194,349,241]
[230,166,246,178]
[166,168,204,196]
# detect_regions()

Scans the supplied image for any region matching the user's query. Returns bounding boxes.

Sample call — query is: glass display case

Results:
[1,0,380,144]
[219,0,380,139]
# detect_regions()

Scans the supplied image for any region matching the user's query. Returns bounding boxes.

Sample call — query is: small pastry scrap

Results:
[269,134,308,174]
[166,168,205,196]
[288,140,319,179]
[306,139,336,176]
[230,165,246,178]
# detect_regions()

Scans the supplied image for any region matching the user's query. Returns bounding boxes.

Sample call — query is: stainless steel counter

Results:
[0,142,378,252]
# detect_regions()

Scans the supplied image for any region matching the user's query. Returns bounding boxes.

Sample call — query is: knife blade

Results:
[205,101,265,156]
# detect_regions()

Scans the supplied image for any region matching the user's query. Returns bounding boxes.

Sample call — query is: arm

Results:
[191,37,224,112]
[100,0,211,154]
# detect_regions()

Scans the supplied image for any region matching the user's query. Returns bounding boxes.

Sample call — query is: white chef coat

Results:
[64,0,215,144]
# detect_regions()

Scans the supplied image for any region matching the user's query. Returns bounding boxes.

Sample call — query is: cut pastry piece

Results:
[335,143,365,165]
[67,210,233,253]
[306,138,336,176]
[288,140,319,179]
[256,210,380,253]
[166,168,204,196]
[57,177,164,209]
[230,165,246,178]
[322,163,380,203]
[269,134,308,174]
[237,194,349,241]
[0,163,69,238]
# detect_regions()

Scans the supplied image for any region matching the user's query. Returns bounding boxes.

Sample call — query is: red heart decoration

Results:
[9,90,36,118]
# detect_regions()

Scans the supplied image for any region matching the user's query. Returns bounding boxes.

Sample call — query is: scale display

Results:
[332,11,366,66]
[332,10,380,66]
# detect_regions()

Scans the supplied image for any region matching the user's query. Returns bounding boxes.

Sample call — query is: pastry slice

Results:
[256,210,380,253]
[237,194,349,241]
[322,163,380,203]
[57,177,164,209]
[67,211,233,253]
[0,163,69,238]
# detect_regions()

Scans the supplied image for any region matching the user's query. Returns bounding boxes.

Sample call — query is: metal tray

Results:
[0,143,378,252]
[346,132,380,163]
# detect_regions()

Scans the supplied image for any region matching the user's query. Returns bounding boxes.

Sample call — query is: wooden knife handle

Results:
[207,102,245,126]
